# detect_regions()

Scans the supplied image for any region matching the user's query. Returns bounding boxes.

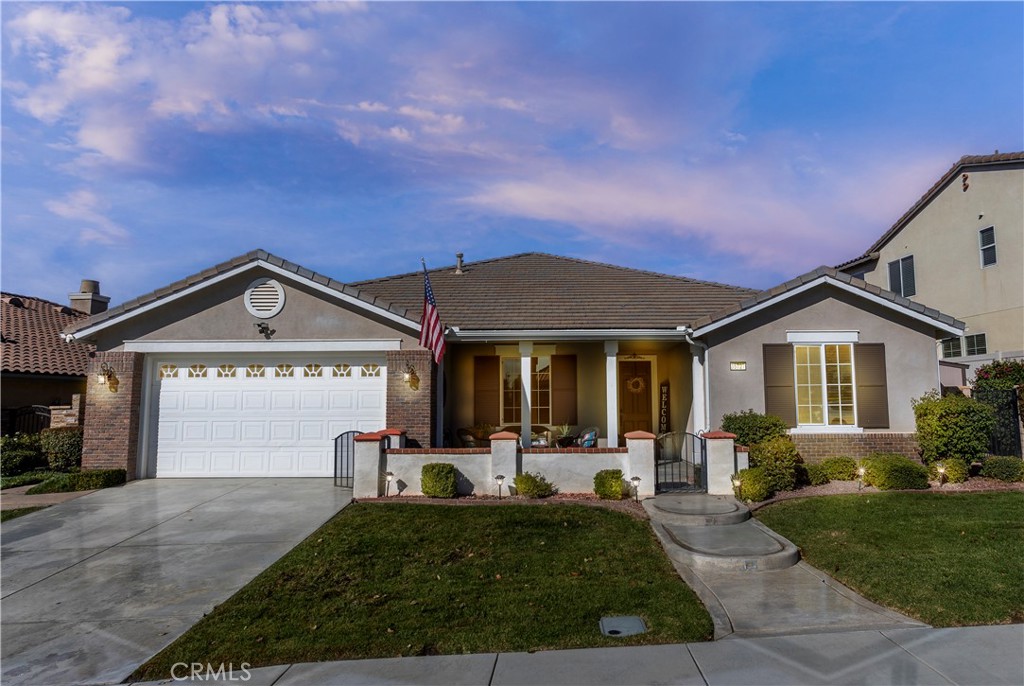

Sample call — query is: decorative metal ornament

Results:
[626,376,646,394]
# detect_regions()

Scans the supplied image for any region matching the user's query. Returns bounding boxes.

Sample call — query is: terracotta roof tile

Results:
[2,294,93,376]
[352,253,756,330]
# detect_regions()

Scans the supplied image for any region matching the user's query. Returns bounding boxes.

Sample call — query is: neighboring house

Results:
[62,250,962,482]
[837,152,1024,376]
[1,281,107,434]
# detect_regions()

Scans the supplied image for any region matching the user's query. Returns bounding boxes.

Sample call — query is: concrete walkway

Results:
[1,478,351,686]
[1,484,97,510]
[128,624,1023,686]
[644,494,927,639]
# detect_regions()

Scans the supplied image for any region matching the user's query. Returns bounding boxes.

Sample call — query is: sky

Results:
[2,1,1022,306]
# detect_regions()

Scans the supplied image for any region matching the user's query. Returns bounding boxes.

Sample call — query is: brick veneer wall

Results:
[386,349,434,448]
[791,432,919,463]
[49,393,85,429]
[82,352,145,479]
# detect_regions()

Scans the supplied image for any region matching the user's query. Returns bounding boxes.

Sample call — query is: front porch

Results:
[441,338,705,449]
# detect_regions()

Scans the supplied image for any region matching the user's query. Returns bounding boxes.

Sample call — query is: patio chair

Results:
[576,426,599,448]
[456,428,479,448]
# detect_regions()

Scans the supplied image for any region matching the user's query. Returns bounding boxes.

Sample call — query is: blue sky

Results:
[3,1,1022,306]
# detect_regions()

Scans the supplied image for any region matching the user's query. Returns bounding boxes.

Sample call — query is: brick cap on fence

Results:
[736,446,750,453]
[489,431,519,440]
[702,431,737,440]
[354,433,383,442]
[379,428,406,436]
[624,430,656,440]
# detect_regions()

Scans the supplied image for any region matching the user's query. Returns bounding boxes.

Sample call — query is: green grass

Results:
[756,492,1024,626]
[133,503,711,679]
[1,471,61,490]
[1,506,47,521]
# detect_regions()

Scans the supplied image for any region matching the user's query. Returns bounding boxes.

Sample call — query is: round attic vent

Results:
[244,278,285,318]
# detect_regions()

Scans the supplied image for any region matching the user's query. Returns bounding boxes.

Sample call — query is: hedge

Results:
[912,391,995,464]
[420,463,457,498]
[40,427,84,472]
[980,456,1024,482]
[928,459,970,484]
[859,453,929,491]
[26,469,126,494]
[735,466,773,502]
[820,456,858,481]
[594,469,627,500]
[749,436,803,493]
[720,410,788,447]
[804,463,830,486]
[0,433,45,476]
[513,472,556,498]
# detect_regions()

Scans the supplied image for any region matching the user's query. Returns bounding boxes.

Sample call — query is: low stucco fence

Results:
[352,430,658,499]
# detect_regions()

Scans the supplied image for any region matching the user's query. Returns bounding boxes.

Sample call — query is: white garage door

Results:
[154,359,386,477]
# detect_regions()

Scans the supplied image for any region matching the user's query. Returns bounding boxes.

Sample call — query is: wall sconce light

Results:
[385,471,394,497]
[630,475,641,503]
[96,362,118,391]
[403,365,420,391]
[495,474,505,500]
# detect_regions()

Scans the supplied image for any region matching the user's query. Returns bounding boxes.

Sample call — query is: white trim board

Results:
[449,328,689,341]
[786,330,859,343]
[67,260,421,341]
[123,340,403,353]
[691,276,963,338]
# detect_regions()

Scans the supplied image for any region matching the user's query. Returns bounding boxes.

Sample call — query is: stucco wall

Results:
[855,163,1024,365]
[704,286,941,432]
[90,269,419,351]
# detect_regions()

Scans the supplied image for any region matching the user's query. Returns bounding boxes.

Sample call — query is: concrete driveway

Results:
[1,478,351,686]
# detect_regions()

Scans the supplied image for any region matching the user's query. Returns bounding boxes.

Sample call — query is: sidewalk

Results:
[0,484,95,510]
[129,624,1022,686]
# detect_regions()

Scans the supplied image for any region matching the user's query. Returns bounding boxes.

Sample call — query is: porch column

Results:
[519,341,533,448]
[605,340,619,447]
[690,343,708,433]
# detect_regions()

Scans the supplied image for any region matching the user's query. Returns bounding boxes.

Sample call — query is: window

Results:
[980,227,996,267]
[332,364,352,378]
[275,364,294,378]
[965,333,987,356]
[159,364,178,379]
[887,255,916,297]
[361,364,381,378]
[217,364,236,378]
[794,344,855,426]
[246,364,265,378]
[941,337,963,359]
[500,356,552,425]
[303,364,323,378]
[188,364,207,378]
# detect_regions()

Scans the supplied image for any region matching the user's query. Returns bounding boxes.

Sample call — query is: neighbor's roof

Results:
[353,253,757,330]
[690,266,965,335]
[2,293,93,376]
[837,152,1024,270]
[64,249,419,338]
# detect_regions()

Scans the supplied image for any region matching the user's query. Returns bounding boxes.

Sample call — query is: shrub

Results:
[0,433,45,476]
[420,463,457,498]
[928,459,970,484]
[1,471,60,490]
[721,409,789,447]
[513,472,556,498]
[912,390,996,464]
[859,453,929,491]
[735,467,774,502]
[972,360,1024,390]
[40,427,84,472]
[749,436,803,493]
[804,463,831,486]
[593,469,627,500]
[820,456,858,481]
[26,469,126,494]
[980,456,1024,482]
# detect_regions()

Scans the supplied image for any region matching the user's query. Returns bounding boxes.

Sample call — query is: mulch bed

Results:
[355,492,649,519]
[748,477,1024,511]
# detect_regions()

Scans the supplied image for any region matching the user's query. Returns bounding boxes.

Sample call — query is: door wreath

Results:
[625,376,646,394]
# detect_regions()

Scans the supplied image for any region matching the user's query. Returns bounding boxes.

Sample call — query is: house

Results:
[1,281,107,434]
[837,152,1024,377]
[62,250,963,484]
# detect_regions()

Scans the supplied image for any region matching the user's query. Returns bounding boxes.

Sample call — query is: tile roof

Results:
[690,266,965,332]
[836,152,1024,270]
[2,293,93,376]
[353,253,757,330]
[65,249,418,337]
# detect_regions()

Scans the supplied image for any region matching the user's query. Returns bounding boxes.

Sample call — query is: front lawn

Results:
[757,492,1023,626]
[1,471,62,490]
[134,503,711,679]
[1,506,47,521]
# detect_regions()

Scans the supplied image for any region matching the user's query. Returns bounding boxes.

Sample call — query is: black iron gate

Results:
[334,430,362,488]
[656,431,706,493]
[973,388,1022,457]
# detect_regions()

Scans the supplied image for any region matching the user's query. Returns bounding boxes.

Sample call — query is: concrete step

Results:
[660,519,801,572]
[652,493,750,526]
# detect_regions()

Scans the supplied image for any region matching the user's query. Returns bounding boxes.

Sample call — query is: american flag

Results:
[419,263,446,364]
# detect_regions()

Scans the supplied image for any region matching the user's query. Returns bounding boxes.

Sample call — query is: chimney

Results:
[69,279,110,315]
[455,252,464,275]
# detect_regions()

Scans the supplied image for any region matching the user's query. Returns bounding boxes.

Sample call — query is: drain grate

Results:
[600,615,648,637]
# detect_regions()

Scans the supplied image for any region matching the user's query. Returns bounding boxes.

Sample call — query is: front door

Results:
[619,360,653,435]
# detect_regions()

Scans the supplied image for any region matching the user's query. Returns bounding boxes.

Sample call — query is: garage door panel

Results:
[154,357,386,477]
